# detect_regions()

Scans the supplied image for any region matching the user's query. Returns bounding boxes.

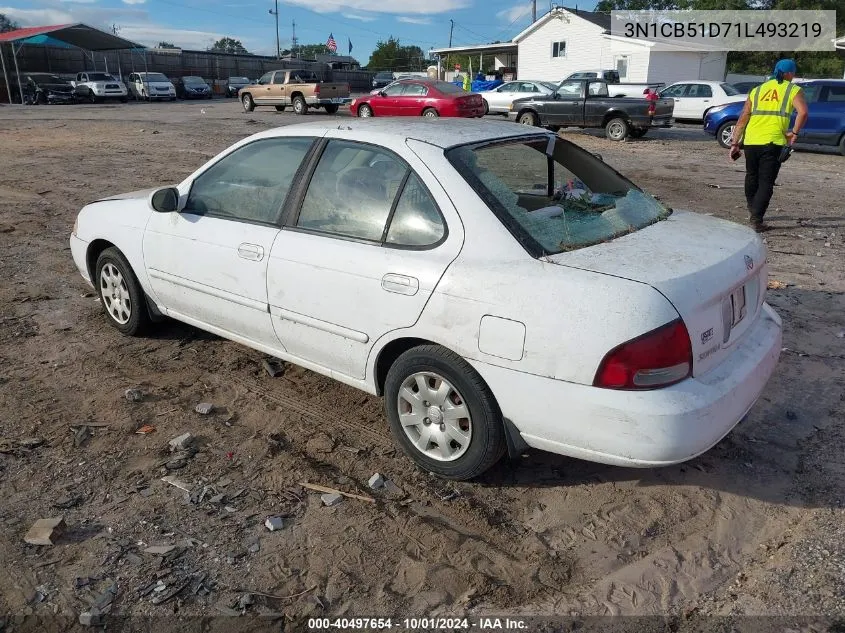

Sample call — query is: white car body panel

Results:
[128,73,176,100]
[70,119,782,468]
[72,73,128,99]
[479,81,553,114]
[662,81,746,120]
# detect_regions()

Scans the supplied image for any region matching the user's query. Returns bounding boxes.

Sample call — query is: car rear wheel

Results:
[242,93,255,112]
[324,104,339,114]
[384,345,506,480]
[839,134,845,157]
[275,105,286,112]
[292,95,308,115]
[422,107,439,118]
[605,117,630,141]
[358,104,373,118]
[717,121,736,149]
[482,99,489,115]
[95,247,150,336]
[518,111,538,126]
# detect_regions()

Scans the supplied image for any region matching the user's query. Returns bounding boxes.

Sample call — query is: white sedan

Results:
[659,80,746,121]
[70,119,782,480]
[478,80,557,114]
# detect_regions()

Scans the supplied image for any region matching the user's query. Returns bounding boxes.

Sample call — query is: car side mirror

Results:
[378,91,386,97]
[151,187,179,213]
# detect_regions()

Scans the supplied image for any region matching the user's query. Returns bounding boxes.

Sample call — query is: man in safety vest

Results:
[729,59,808,232]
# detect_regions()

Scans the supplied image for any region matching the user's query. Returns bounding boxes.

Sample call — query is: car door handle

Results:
[381,274,419,296]
[703,99,710,102]
[237,243,264,261]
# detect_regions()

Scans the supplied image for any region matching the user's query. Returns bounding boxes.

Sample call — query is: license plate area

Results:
[730,285,747,326]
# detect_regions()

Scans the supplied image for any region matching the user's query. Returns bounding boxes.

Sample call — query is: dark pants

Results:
[744,143,782,223]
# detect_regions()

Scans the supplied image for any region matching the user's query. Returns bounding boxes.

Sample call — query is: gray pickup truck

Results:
[509,78,675,141]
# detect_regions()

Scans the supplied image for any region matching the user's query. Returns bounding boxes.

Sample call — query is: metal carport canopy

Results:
[0,23,145,104]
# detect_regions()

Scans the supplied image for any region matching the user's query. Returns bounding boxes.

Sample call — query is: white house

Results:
[432,7,728,85]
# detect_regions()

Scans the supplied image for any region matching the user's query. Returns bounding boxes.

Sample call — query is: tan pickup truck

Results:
[240,69,351,114]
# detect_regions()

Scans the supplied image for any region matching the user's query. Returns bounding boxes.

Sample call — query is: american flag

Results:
[325,33,337,53]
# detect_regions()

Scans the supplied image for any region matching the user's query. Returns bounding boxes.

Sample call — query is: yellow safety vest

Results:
[743,78,800,146]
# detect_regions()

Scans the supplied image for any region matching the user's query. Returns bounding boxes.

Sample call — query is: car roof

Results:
[259,119,546,150]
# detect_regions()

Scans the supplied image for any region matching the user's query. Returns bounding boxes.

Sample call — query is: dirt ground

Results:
[1,100,844,631]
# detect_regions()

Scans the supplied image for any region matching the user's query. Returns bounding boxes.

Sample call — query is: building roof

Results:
[0,23,143,49]
[513,7,611,42]
[258,118,544,149]
[429,42,518,56]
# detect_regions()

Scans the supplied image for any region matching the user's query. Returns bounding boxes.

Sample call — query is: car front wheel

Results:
[242,93,255,112]
[95,247,150,336]
[717,121,736,149]
[357,104,373,117]
[605,117,630,141]
[518,111,537,126]
[384,345,506,480]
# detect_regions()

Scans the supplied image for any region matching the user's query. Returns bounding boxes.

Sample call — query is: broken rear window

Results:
[447,136,670,256]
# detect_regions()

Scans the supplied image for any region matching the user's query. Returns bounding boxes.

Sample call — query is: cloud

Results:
[122,0,146,4]
[0,6,75,24]
[496,4,531,24]
[118,24,223,49]
[282,0,468,15]
[343,12,376,21]
[59,0,99,4]
[397,16,431,24]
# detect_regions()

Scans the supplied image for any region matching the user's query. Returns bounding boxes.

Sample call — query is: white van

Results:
[127,72,176,101]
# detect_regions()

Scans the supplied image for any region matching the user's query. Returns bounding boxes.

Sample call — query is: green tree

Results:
[295,43,335,59]
[157,41,176,48]
[0,13,19,33]
[209,37,249,54]
[367,37,434,71]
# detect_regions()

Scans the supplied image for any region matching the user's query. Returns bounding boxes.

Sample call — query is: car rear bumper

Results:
[307,97,352,105]
[648,116,673,128]
[471,303,782,467]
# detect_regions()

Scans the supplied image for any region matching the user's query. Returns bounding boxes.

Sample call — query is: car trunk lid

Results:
[546,210,767,376]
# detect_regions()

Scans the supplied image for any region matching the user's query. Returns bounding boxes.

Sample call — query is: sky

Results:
[1,0,597,65]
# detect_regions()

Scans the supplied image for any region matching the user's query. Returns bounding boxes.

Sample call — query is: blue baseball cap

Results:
[773,59,797,80]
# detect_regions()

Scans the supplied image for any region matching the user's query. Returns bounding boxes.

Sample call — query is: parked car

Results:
[127,72,176,101]
[704,80,845,155]
[564,69,621,82]
[659,81,745,121]
[351,79,484,118]
[478,80,557,115]
[372,71,395,89]
[226,76,250,97]
[510,78,674,140]
[731,81,762,94]
[562,70,663,97]
[240,70,350,114]
[174,76,213,99]
[70,119,782,480]
[71,72,128,103]
[19,73,76,104]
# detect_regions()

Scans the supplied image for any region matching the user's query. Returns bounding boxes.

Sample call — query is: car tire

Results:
[120,96,128,103]
[630,128,647,139]
[384,344,506,480]
[422,107,439,118]
[275,105,286,112]
[292,95,308,115]
[839,133,845,157]
[717,121,736,149]
[357,104,373,118]
[518,110,538,126]
[88,89,98,104]
[482,99,489,115]
[36,92,47,105]
[324,104,339,114]
[94,247,150,337]
[242,93,255,112]
[605,117,630,141]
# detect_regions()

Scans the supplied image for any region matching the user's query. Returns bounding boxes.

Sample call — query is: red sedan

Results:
[351,79,485,118]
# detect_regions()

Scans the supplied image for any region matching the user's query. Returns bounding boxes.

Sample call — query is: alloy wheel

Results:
[99,263,132,325]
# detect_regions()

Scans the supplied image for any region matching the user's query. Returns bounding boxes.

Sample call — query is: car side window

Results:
[662,84,688,98]
[688,84,713,98]
[185,137,314,224]
[386,173,445,247]
[823,85,845,102]
[297,140,409,241]
[272,72,287,84]
[258,72,273,85]
[403,84,428,96]
[383,83,406,96]
[587,81,608,97]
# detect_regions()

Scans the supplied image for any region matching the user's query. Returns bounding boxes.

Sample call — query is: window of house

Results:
[551,41,566,58]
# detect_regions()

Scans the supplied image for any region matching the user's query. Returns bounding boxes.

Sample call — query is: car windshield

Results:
[447,136,671,256]
[721,82,741,95]
[434,81,464,94]
[183,77,205,84]
[143,73,170,82]
[87,73,115,81]
[539,81,557,91]
[230,77,249,83]
[32,75,65,85]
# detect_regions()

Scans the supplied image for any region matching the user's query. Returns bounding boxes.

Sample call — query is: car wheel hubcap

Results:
[397,372,472,462]
[100,263,131,325]
[609,122,624,139]
[520,115,533,125]
[721,125,734,146]
[360,107,371,117]
[424,111,436,118]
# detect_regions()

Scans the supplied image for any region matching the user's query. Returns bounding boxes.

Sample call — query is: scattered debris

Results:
[144,545,176,556]
[54,495,82,509]
[261,358,285,377]
[300,481,375,503]
[237,593,255,610]
[368,473,385,490]
[24,517,66,545]
[195,402,214,415]
[435,486,461,502]
[18,437,44,449]
[161,475,192,492]
[837,331,844,339]
[135,424,156,435]
[321,492,344,507]
[265,516,286,531]
[707,183,743,189]
[767,279,789,290]
[168,432,194,452]
[124,388,143,402]
[150,578,189,605]
[78,608,104,627]
[92,582,118,610]
[383,480,404,496]
[73,425,92,447]
[306,432,335,454]
[248,542,260,554]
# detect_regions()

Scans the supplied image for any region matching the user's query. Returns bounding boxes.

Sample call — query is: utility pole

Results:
[532,0,537,22]
[447,19,453,78]
[291,20,298,58]
[269,0,280,58]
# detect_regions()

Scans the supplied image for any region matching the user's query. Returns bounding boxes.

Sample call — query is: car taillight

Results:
[314,84,320,95]
[594,319,692,390]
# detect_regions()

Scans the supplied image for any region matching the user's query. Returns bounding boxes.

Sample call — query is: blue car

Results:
[704,79,845,155]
